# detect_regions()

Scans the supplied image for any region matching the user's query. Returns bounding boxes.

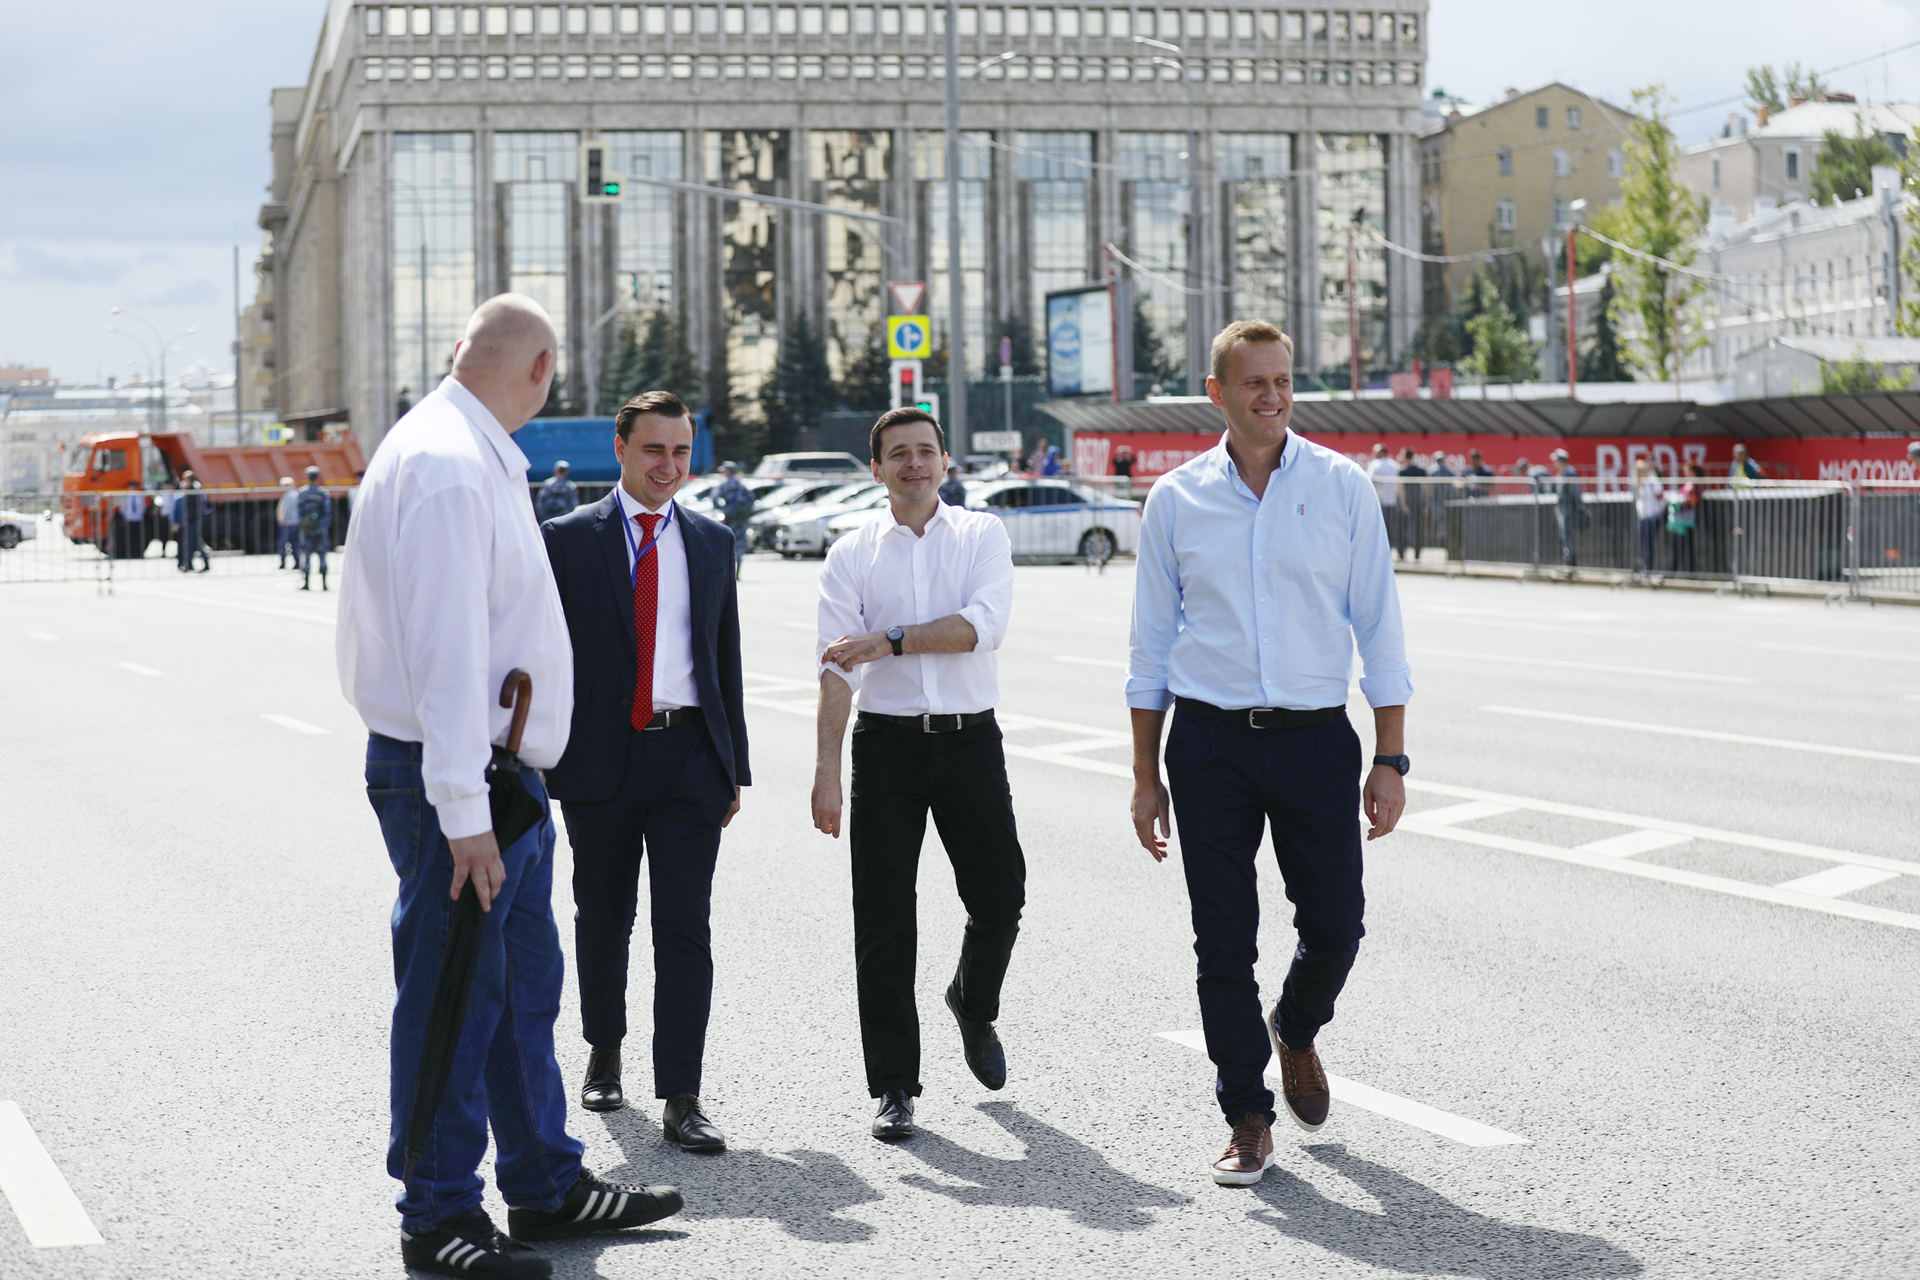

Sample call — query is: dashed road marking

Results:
[1156,1031,1527,1148]
[117,662,160,677]
[261,714,328,736]
[1775,864,1901,898]
[1409,647,1756,684]
[27,632,57,641]
[1576,829,1693,858]
[1756,641,1920,664]
[1055,655,1128,669]
[0,1102,103,1248]
[1481,705,1920,767]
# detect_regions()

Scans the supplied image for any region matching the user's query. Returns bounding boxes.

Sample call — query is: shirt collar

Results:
[614,483,676,522]
[883,496,949,537]
[1215,429,1294,494]
[440,376,529,477]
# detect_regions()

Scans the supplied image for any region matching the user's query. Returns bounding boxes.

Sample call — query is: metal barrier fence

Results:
[1380,475,1920,601]
[0,488,349,587]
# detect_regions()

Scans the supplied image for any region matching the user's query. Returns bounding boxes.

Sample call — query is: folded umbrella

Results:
[401,669,542,1186]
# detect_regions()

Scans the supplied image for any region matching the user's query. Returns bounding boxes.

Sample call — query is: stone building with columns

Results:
[261,0,1427,454]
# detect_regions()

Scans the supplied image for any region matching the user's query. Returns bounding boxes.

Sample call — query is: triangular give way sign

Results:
[889,282,927,314]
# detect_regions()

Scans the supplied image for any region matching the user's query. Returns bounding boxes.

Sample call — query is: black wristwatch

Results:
[1373,754,1411,776]
[886,625,906,656]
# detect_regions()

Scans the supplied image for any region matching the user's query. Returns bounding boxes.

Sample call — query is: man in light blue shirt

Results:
[1126,318,1412,1188]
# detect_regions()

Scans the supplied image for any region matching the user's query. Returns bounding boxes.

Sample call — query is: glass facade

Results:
[812,130,890,379]
[1222,133,1291,332]
[606,131,683,315]
[1014,132,1093,349]
[1316,132,1387,380]
[916,131,991,379]
[494,132,579,393]
[391,133,476,411]
[707,130,786,416]
[1118,132,1190,385]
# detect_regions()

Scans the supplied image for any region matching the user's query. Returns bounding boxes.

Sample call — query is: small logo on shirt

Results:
[1296,503,1306,515]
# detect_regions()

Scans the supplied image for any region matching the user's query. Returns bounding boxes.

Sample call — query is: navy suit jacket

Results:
[541,491,751,804]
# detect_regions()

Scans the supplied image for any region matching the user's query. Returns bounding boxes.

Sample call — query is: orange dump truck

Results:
[61,430,366,558]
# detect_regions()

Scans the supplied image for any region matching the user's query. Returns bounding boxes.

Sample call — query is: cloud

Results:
[3,245,128,285]
[139,279,219,308]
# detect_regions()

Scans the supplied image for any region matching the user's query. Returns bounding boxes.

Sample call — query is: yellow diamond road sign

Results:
[887,315,932,359]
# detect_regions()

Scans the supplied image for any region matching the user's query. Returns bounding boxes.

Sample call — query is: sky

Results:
[4,0,1920,384]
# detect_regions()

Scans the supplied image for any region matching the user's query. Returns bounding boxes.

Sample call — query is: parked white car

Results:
[0,509,40,550]
[823,480,1141,562]
[746,478,868,548]
[772,484,888,557]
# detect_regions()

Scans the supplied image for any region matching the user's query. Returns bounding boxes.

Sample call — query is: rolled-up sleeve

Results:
[1126,486,1180,711]
[956,518,1014,652]
[1346,478,1413,708]
[394,483,496,839]
[816,537,869,693]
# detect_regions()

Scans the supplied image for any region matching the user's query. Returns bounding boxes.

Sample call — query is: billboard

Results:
[1046,286,1113,398]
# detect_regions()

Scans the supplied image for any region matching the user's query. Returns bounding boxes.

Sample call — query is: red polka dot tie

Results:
[630,512,662,731]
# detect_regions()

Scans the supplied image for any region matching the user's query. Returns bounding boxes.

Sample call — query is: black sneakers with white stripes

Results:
[400,1209,552,1277]
[505,1171,685,1242]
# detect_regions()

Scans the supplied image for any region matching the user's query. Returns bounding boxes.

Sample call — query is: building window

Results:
[1318,133,1387,384]
[606,132,683,377]
[812,131,891,380]
[1018,132,1095,379]
[1396,12,1414,40]
[1712,157,1720,189]
[1535,105,1548,129]
[1496,196,1515,229]
[1223,133,1291,331]
[1120,132,1191,386]
[1284,9,1302,38]
[1553,197,1568,227]
[1497,147,1511,176]
[494,133,579,400]
[1353,10,1370,38]
[1608,147,1624,178]
[391,133,477,416]
[568,5,587,32]
[1784,148,1800,184]
[1553,147,1570,177]
[1566,105,1580,129]
[916,131,992,378]
[707,129,787,420]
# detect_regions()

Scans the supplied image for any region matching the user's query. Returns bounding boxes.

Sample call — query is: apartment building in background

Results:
[260,0,1430,455]
[1678,98,1920,223]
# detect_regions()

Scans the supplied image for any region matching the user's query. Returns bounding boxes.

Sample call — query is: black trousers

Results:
[1165,708,1365,1124]
[559,722,733,1098]
[849,715,1026,1098]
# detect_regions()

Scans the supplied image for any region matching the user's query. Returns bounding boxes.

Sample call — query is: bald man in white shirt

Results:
[339,294,682,1279]
[813,407,1024,1141]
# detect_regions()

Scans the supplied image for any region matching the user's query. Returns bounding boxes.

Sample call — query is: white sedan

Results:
[823,479,1141,562]
[0,509,40,550]
[773,484,889,557]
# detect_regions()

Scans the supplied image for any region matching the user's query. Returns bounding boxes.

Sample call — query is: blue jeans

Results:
[1637,515,1661,572]
[366,734,583,1235]
[278,525,298,563]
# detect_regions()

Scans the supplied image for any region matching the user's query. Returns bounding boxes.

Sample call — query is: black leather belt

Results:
[1175,697,1346,730]
[636,707,700,732]
[858,709,996,734]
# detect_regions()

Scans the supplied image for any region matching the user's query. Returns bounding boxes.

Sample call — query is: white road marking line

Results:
[1409,800,1516,826]
[1774,864,1902,898]
[1024,736,1132,755]
[1408,647,1756,684]
[114,585,334,625]
[117,661,160,676]
[28,632,57,641]
[1756,641,1920,664]
[1401,610,1643,639]
[1156,1031,1527,1148]
[261,714,328,736]
[1481,705,1920,767]
[1576,828,1693,858]
[1397,818,1920,933]
[1055,655,1128,669]
[0,1102,104,1248]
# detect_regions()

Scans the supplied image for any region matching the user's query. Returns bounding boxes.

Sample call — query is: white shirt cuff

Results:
[435,792,495,842]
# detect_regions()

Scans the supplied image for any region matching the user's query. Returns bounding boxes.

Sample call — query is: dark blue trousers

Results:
[560,722,734,1098]
[1164,709,1365,1124]
[367,735,584,1235]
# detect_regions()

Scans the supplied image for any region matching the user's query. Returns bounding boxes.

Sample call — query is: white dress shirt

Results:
[336,376,574,840]
[613,484,699,711]
[817,500,1015,715]
[1128,431,1413,713]
[1366,455,1400,507]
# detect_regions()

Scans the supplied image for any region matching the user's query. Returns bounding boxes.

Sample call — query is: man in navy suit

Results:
[540,390,750,1153]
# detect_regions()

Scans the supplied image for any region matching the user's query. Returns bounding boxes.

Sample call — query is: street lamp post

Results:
[109,309,195,435]
[1567,198,1587,403]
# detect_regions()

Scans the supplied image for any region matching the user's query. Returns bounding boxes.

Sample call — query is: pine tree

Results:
[1459,277,1539,381]
[1609,85,1708,382]
[1578,274,1629,383]
[657,303,702,410]
[759,310,835,454]
[599,315,646,414]
[838,321,892,410]
[1133,297,1179,388]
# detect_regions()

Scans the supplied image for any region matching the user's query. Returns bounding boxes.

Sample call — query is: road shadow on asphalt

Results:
[1247,1144,1642,1278]
[897,1101,1190,1231]
[595,1108,882,1243]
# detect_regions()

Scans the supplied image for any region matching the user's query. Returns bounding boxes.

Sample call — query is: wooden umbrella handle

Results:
[499,669,533,755]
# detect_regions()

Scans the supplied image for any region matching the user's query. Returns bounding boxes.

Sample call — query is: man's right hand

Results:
[1131,773,1171,862]
[448,830,507,911]
[812,769,843,838]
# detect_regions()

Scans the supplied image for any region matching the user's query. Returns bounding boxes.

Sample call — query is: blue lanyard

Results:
[620,499,674,591]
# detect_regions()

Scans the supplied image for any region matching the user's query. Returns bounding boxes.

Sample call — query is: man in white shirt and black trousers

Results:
[812,406,1023,1141]
[339,295,683,1279]
[1127,319,1413,1188]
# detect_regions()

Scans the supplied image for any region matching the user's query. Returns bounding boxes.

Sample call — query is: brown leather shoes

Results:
[1266,1001,1330,1132]
[1210,1113,1275,1185]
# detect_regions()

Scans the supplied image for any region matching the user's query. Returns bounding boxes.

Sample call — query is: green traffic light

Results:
[604,182,620,195]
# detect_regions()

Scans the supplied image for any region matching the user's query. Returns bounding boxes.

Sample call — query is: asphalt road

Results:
[1,552,1916,1279]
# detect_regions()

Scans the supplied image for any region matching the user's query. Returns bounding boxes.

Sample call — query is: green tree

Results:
[1458,277,1538,381]
[1896,129,1920,336]
[1577,273,1630,383]
[599,315,649,414]
[759,310,835,454]
[838,321,892,410]
[1811,119,1898,205]
[1572,201,1632,278]
[1743,63,1828,115]
[1821,346,1914,394]
[1132,298,1180,386]
[1608,85,1708,382]
[601,305,703,414]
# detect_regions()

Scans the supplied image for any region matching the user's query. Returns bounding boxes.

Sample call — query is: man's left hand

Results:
[1363,765,1404,840]
[721,786,741,829]
[821,632,893,671]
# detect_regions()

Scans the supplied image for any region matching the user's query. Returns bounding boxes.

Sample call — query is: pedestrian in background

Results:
[156,480,177,560]
[536,460,579,522]
[1549,448,1584,569]
[813,406,1025,1142]
[276,476,301,569]
[1466,448,1494,498]
[338,293,683,1278]
[297,466,333,592]
[542,391,749,1153]
[1396,447,1426,562]
[1668,461,1703,574]
[1633,456,1665,576]
[937,463,968,506]
[113,481,146,559]
[1728,443,1763,488]
[1112,445,1136,497]
[1027,437,1061,477]
[709,460,756,579]
[1366,443,1400,555]
[177,471,209,573]
[1129,320,1410,1188]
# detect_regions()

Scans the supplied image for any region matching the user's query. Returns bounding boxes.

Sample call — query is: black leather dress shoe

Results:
[945,985,1007,1090]
[581,1045,624,1112]
[871,1089,915,1140]
[661,1093,726,1152]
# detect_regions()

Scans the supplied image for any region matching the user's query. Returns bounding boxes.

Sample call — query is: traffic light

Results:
[888,358,923,409]
[579,141,623,203]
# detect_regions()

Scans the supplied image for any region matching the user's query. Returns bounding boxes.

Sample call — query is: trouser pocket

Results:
[367,786,425,879]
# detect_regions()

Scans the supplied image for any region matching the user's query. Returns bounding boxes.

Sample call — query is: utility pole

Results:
[1566,224,1579,401]
[943,0,968,458]
[232,245,242,445]
[1542,232,1557,386]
